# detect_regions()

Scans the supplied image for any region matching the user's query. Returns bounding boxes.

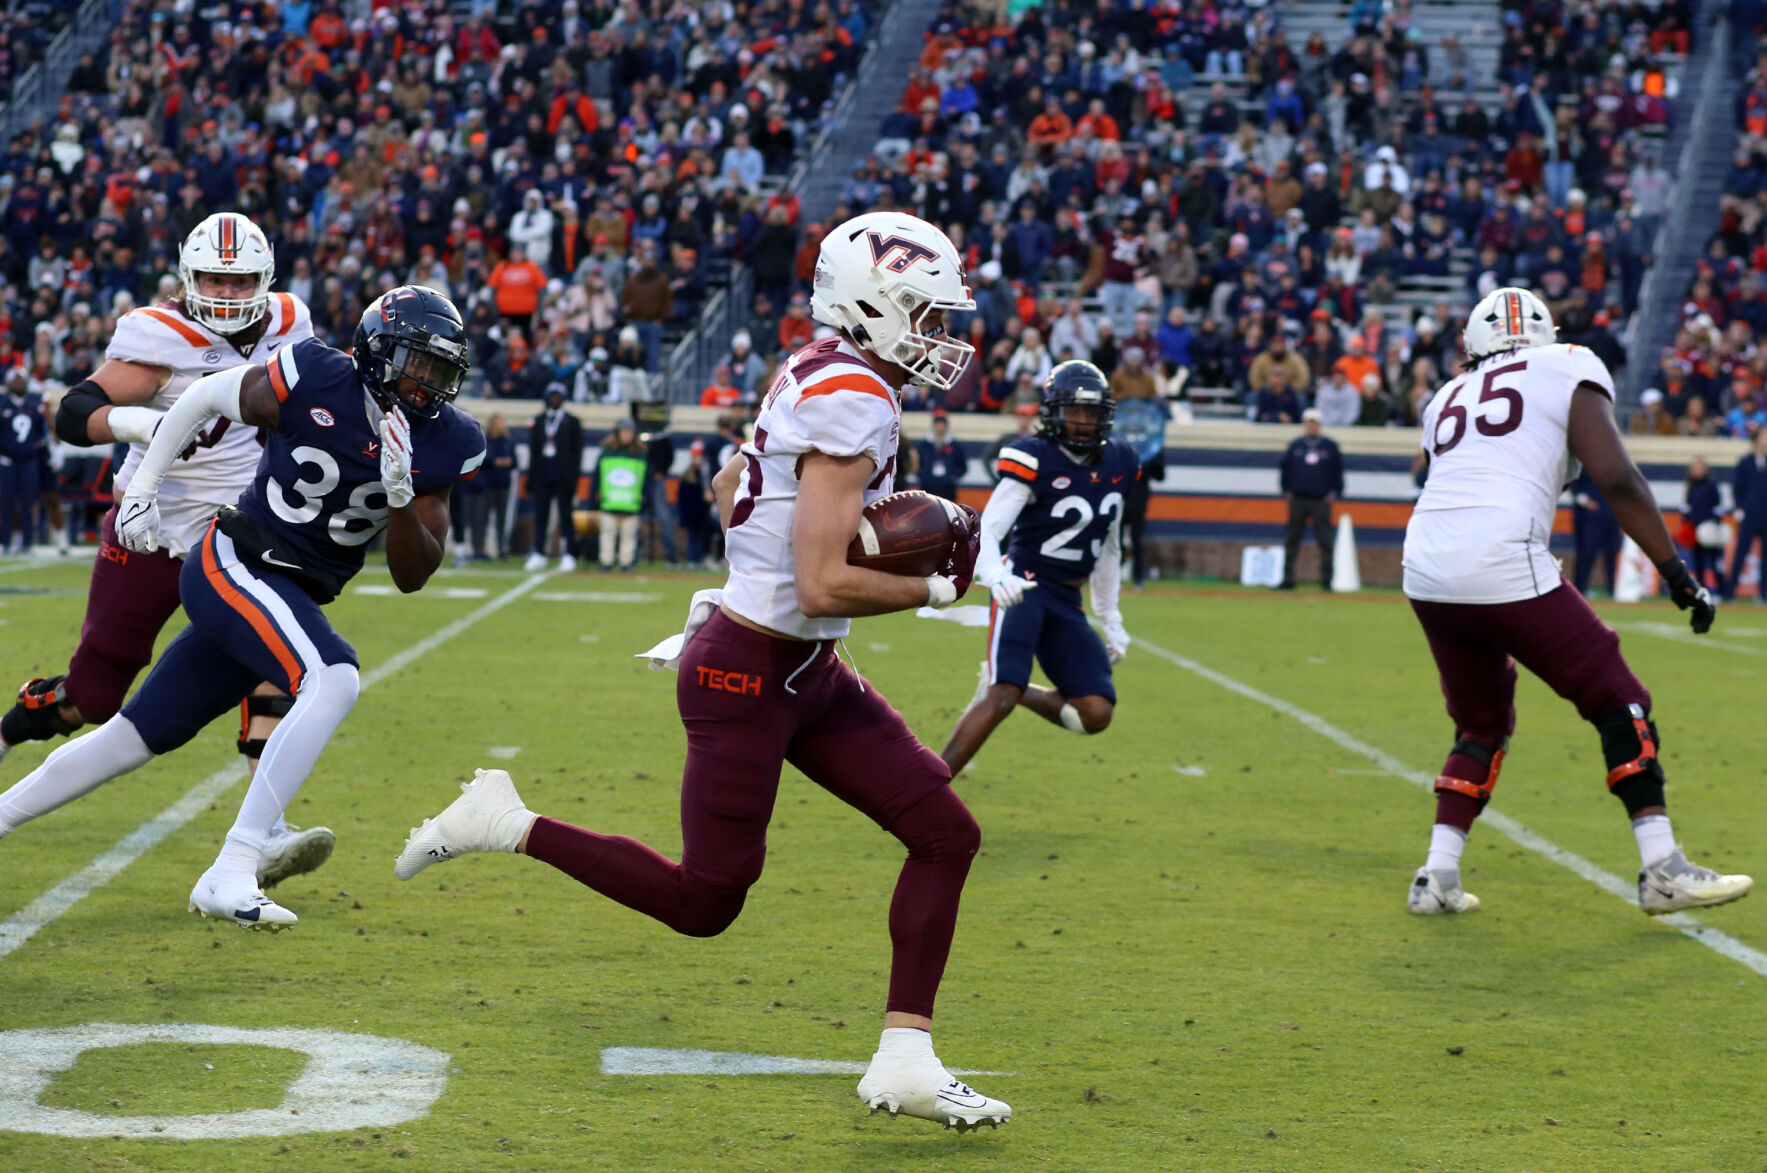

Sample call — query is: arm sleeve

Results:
[122,363,252,497]
[978,476,1033,576]
[1089,506,1123,620]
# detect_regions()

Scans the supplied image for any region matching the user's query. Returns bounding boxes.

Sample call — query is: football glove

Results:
[942,503,981,598]
[983,563,1037,608]
[1656,556,1716,634]
[1101,614,1131,663]
[379,407,415,509]
[116,488,163,554]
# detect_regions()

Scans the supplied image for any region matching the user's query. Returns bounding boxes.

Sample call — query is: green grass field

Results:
[1,557,1763,1171]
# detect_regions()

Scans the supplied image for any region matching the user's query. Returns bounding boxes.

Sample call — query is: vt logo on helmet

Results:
[812,212,977,393]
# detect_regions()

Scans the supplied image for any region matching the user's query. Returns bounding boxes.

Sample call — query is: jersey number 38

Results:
[267,445,390,546]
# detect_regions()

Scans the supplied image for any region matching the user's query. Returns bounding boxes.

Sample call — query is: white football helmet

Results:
[179,212,275,334]
[1463,286,1556,360]
[811,211,976,392]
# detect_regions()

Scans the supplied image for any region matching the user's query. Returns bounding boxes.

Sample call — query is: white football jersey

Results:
[1403,342,1615,604]
[109,293,314,558]
[721,336,901,640]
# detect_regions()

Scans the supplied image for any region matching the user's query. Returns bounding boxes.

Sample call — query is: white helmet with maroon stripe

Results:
[1464,286,1556,360]
[178,212,275,334]
[811,211,976,393]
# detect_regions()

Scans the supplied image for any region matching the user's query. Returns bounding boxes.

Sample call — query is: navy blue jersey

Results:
[0,391,46,458]
[995,435,1138,580]
[236,338,485,588]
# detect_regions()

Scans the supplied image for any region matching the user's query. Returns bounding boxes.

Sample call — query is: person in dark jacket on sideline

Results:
[1684,455,1725,593]
[914,409,969,502]
[1729,428,1767,601]
[525,386,585,573]
[480,414,517,559]
[1277,408,1344,589]
[1570,468,1622,597]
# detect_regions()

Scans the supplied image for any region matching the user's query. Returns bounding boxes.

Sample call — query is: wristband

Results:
[924,576,958,608]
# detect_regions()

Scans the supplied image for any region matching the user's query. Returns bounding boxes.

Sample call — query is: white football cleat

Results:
[395,768,535,881]
[1408,867,1480,915]
[557,553,577,573]
[523,552,547,572]
[189,869,297,930]
[857,1048,1011,1132]
[256,823,336,890]
[1638,848,1753,915]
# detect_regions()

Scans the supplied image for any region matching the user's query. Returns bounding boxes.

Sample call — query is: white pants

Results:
[599,512,640,568]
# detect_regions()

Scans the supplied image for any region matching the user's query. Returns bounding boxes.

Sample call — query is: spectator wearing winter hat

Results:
[1111,346,1159,402]
[1629,388,1678,437]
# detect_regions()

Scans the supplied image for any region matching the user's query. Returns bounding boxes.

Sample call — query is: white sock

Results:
[875,1027,934,1058]
[1425,824,1468,875]
[220,663,358,868]
[215,830,265,879]
[0,716,153,830]
[1632,814,1676,867]
[1058,703,1086,734]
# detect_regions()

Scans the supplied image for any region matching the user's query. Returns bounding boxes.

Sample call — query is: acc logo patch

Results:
[202,349,222,365]
[309,407,336,427]
[1052,476,1071,489]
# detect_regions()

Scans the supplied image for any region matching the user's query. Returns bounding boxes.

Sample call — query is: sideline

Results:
[0,573,552,962]
[1134,634,1767,980]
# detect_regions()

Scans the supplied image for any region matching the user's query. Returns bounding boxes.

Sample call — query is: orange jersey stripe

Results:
[135,307,212,348]
[265,355,291,402]
[272,292,296,336]
[200,525,304,693]
[796,377,896,408]
[997,459,1037,482]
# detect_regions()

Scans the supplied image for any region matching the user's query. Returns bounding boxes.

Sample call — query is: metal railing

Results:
[1626,15,1730,402]
[0,0,110,145]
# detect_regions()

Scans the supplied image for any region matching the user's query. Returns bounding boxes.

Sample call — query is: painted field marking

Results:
[354,584,489,599]
[1173,765,1207,776]
[1619,621,1764,658]
[486,746,521,760]
[0,573,552,963]
[600,1047,1006,1077]
[1133,634,1767,980]
[0,552,96,576]
[532,591,660,603]
[0,1023,447,1138]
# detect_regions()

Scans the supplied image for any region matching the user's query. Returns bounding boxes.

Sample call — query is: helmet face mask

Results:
[353,287,470,420]
[1039,360,1115,453]
[179,213,275,335]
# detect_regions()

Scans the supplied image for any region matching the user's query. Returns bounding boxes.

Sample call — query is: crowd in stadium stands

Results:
[750,0,1685,426]
[1647,30,1767,441]
[0,0,873,412]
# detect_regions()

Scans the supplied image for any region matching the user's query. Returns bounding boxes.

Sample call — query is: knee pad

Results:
[1434,735,1507,804]
[1,676,82,745]
[1597,705,1666,815]
[236,692,296,758]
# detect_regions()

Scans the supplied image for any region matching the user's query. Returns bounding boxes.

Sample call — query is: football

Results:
[847,490,959,578]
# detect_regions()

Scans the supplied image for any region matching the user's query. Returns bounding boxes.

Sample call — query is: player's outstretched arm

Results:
[56,359,171,446]
[1569,384,1715,631]
[794,451,947,619]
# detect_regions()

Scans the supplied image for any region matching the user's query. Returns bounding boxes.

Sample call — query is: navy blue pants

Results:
[122,522,357,755]
[985,579,1116,704]
[0,456,39,549]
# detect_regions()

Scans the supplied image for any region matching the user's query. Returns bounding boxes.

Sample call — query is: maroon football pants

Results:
[1410,580,1650,828]
[63,507,186,723]
[525,610,976,1019]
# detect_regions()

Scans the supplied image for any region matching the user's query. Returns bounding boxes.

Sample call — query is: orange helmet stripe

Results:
[217,215,238,262]
[1505,291,1522,337]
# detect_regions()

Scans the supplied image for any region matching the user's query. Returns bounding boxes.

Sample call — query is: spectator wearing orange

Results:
[549,79,600,136]
[1028,97,1074,149]
[1075,100,1120,142]
[1331,335,1380,396]
[700,365,742,408]
[488,244,548,332]
[778,292,815,351]
[919,24,962,71]
[309,2,349,50]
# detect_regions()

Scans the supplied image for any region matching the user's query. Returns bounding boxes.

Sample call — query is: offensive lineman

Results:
[396,212,1013,1131]
[0,214,332,890]
[940,361,1134,775]
[0,287,484,929]
[1403,287,1751,916]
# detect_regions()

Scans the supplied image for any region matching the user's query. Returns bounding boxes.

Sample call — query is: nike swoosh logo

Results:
[260,550,303,571]
[939,1091,991,1108]
[236,905,262,921]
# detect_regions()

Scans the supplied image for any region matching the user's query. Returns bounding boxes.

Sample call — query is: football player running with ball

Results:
[940,361,1135,775]
[1403,287,1750,916]
[0,214,333,888]
[396,212,1012,1131]
[0,287,485,929]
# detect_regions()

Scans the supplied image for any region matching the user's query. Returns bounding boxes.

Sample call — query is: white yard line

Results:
[599,1047,1005,1077]
[0,573,551,963]
[1134,635,1767,980]
[1618,621,1765,658]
